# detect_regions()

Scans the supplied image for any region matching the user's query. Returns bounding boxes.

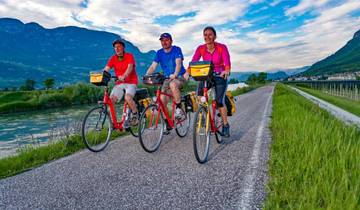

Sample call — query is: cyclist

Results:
[146,33,187,134]
[184,26,231,137]
[103,38,139,126]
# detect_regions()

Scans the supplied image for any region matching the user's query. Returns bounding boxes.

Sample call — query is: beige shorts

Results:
[110,83,136,102]
[161,76,186,94]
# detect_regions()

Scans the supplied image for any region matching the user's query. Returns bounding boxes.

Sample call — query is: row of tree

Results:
[246,72,268,84]
[2,78,55,91]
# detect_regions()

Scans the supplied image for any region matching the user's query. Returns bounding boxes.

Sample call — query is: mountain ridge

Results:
[0,18,156,88]
[303,29,360,76]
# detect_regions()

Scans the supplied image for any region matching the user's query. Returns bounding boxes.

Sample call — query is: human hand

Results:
[118,75,125,81]
[169,74,177,80]
[220,70,230,79]
[183,72,190,81]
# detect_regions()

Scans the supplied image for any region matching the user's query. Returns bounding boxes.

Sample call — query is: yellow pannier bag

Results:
[188,61,213,81]
[90,71,111,86]
[182,91,198,112]
[189,91,198,112]
[139,97,153,117]
[225,91,236,116]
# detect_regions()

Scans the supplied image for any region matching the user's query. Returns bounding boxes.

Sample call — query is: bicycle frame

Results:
[201,81,219,134]
[149,85,187,130]
[102,86,128,130]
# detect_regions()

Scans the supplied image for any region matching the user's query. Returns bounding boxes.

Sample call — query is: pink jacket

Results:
[190,42,231,73]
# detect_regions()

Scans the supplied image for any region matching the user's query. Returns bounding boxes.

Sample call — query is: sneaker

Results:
[123,119,130,129]
[222,124,230,138]
[130,112,139,126]
[163,120,172,135]
[175,107,185,121]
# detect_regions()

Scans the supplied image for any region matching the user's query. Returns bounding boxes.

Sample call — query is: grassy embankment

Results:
[294,85,360,117]
[0,131,126,179]
[265,84,360,209]
[0,83,103,114]
[0,81,262,179]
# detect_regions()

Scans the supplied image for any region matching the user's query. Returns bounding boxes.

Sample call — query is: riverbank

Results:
[0,83,103,114]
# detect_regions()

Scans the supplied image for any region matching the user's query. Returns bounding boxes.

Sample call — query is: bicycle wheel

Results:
[138,104,164,153]
[127,111,141,137]
[82,106,112,152]
[175,108,191,138]
[215,112,224,144]
[193,106,210,164]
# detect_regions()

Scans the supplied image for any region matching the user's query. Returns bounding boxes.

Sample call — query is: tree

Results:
[20,79,36,91]
[258,72,267,83]
[229,78,239,84]
[246,74,258,85]
[44,78,55,89]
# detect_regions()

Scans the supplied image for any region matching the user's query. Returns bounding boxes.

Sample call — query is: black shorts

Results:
[196,76,228,107]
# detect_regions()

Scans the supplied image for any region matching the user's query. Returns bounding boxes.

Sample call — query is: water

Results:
[0,105,97,159]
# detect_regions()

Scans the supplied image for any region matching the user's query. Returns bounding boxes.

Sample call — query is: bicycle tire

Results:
[175,108,191,138]
[193,106,210,164]
[82,106,112,152]
[215,112,224,144]
[138,104,164,153]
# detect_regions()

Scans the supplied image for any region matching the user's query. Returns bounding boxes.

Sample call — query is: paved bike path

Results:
[0,84,274,210]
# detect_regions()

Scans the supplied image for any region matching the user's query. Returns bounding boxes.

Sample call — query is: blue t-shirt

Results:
[154,46,186,77]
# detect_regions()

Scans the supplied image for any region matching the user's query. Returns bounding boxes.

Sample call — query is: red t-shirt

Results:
[106,52,138,85]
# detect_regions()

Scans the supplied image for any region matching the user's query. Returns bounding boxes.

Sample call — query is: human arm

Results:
[146,61,158,75]
[118,63,134,81]
[220,45,231,79]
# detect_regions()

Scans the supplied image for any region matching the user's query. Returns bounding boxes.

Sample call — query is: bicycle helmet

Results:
[112,38,125,47]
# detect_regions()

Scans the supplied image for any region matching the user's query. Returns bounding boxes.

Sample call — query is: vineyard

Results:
[287,80,360,101]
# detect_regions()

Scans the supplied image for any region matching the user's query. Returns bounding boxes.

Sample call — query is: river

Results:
[0,105,99,159]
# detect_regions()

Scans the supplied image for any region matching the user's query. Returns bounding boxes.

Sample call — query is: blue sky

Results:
[0,0,359,71]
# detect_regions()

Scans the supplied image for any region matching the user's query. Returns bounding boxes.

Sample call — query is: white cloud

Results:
[0,0,359,72]
[0,0,82,27]
[286,0,329,16]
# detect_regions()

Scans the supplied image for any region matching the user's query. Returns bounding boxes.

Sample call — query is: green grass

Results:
[0,131,126,179]
[295,86,360,117]
[265,84,360,209]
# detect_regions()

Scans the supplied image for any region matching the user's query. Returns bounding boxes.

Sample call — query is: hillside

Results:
[0,18,156,88]
[304,29,360,76]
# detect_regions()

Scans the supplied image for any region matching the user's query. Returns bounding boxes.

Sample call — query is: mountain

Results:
[0,18,156,88]
[229,71,257,81]
[304,29,360,76]
[230,70,293,81]
[266,71,288,80]
[280,66,309,76]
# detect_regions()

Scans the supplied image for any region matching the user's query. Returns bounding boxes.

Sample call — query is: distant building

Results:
[328,72,357,80]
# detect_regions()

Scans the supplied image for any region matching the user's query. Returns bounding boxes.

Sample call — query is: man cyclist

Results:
[146,33,187,133]
[104,38,139,126]
[184,26,231,137]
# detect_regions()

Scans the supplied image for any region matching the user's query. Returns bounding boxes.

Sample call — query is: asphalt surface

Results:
[0,84,274,210]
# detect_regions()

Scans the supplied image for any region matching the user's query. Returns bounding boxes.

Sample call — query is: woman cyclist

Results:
[184,26,231,137]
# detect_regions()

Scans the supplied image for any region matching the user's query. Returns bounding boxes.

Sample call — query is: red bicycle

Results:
[82,73,148,152]
[138,73,191,153]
